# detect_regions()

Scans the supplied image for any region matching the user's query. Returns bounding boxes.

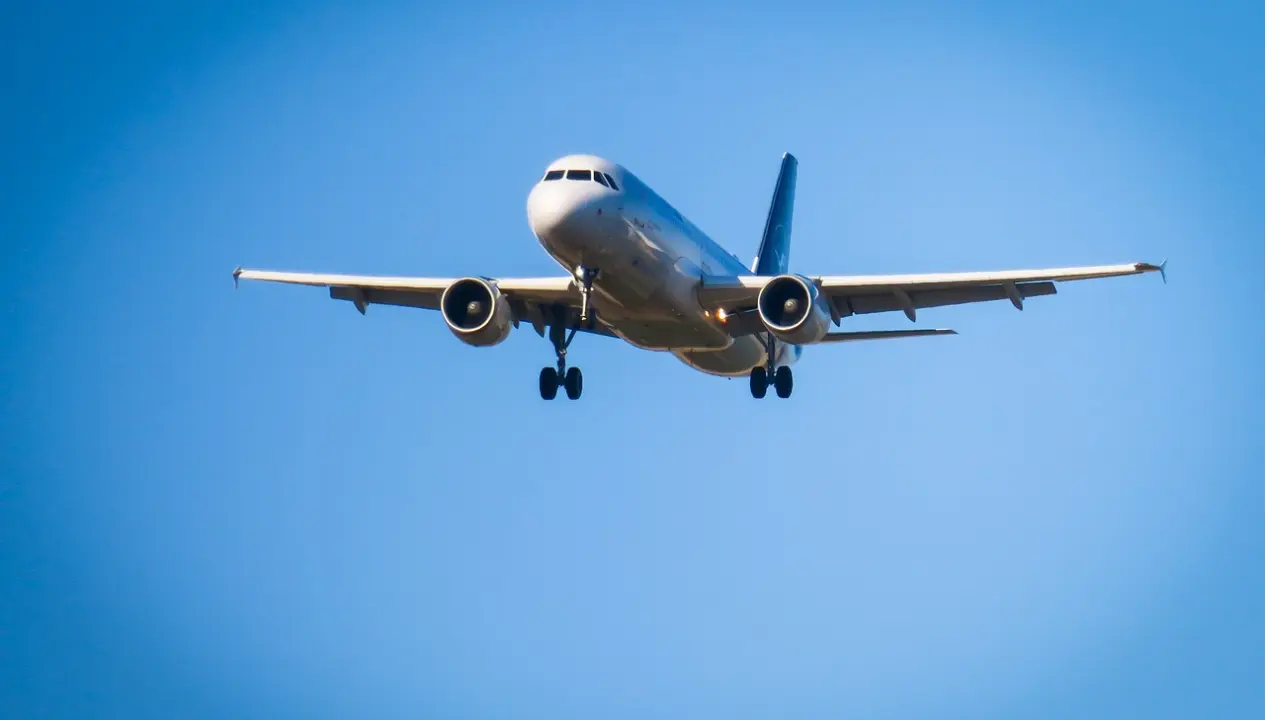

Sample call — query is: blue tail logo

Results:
[752,153,798,276]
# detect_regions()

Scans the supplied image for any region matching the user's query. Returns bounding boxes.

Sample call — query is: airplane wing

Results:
[232,268,614,338]
[819,329,957,342]
[700,261,1165,336]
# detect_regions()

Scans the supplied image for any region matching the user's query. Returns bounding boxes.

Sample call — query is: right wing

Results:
[813,262,1165,320]
[700,261,1165,335]
[232,268,611,338]
[819,329,957,343]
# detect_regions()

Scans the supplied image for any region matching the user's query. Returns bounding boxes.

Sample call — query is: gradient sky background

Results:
[1,1,1261,717]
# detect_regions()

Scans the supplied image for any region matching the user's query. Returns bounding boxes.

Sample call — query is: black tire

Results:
[775,366,793,399]
[539,367,558,400]
[564,367,583,400]
[749,367,768,399]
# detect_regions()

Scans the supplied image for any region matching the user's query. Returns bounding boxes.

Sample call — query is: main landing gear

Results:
[749,335,794,400]
[539,267,597,400]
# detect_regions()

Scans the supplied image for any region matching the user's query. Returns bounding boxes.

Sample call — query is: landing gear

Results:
[749,335,795,399]
[564,366,583,400]
[538,267,597,400]
[539,367,559,400]
[574,266,599,322]
[774,366,793,399]
[539,361,584,400]
[748,365,795,399]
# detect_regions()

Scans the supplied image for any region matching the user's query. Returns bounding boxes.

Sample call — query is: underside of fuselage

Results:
[526,154,789,377]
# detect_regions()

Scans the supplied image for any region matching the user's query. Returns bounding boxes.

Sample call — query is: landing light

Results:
[716,308,728,322]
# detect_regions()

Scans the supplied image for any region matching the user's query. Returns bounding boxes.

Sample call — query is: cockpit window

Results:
[550,168,618,189]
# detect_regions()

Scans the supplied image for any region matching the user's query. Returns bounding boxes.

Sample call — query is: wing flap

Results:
[839,281,1057,316]
[819,329,957,342]
[329,286,441,311]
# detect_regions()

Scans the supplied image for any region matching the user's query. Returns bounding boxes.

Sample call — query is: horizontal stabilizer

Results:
[819,329,957,343]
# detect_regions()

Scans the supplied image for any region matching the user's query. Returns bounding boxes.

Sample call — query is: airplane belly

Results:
[601,315,732,351]
[591,220,733,351]
[673,336,768,377]
[594,264,732,351]
[537,184,734,352]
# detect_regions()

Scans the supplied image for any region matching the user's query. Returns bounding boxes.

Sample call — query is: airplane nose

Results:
[527,184,601,240]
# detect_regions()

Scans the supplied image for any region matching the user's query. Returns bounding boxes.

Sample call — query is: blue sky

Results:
[1,1,1261,717]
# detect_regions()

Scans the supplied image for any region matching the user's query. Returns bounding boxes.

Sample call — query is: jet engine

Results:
[757,274,833,345]
[440,277,514,347]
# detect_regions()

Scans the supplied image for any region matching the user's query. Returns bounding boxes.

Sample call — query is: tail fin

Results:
[751,153,798,276]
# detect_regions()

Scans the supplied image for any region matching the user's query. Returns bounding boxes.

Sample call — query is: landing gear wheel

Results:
[749,367,768,399]
[774,366,793,399]
[539,367,558,400]
[564,367,583,400]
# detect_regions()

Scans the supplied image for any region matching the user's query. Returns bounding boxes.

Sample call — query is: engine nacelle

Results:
[757,274,832,345]
[440,277,514,347]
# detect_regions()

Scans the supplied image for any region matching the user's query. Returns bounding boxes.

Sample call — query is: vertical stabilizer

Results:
[751,153,798,276]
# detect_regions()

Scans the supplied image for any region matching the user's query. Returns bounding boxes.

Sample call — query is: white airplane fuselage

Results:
[526,154,797,377]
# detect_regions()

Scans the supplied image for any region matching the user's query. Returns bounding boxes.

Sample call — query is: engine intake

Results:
[757,274,832,345]
[441,277,514,347]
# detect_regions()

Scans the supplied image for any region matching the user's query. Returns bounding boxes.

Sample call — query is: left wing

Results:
[700,261,1165,335]
[232,268,610,338]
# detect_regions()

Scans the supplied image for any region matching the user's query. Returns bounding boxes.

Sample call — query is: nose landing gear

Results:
[574,266,599,322]
[538,266,597,400]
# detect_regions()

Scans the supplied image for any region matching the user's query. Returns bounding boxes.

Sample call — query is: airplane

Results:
[233,153,1166,400]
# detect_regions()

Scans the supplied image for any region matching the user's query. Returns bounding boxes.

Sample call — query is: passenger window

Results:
[602,173,619,190]
[543,170,565,181]
[593,171,610,187]
[565,169,592,181]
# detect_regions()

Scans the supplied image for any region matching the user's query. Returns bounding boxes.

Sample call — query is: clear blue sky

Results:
[1,1,1260,717]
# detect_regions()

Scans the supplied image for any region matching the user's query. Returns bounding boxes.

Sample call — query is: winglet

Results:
[233,266,242,289]
[1136,260,1168,284]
